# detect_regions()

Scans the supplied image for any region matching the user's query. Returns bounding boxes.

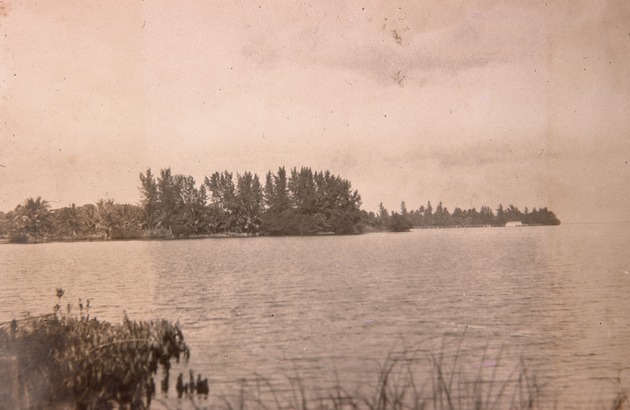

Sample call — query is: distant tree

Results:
[287,168,322,234]
[0,211,10,238]
[271,167,291,213]
[505,204,522,223]
[533,207,561,225]
[480,206,494,226]
[52,203,82,237]
[400,201,408,217]
[451,207,465,227]
[523,207,530,224]
[205,171,238,232]
[95,199,117,239]
[424,201,434,226]
[413,205,426,227]
[325,175,362,234]
[174,175,207,236]
[236,172,264,233]
[377,203,390,229]
[9,197,52,243]
[78,204,99,236]
[139,168,160,230]
[261,167,293,235]
[389,211,412,232]
[112,203,143,239]
[495,204,506,226]
[157,168,180,235]
[95,200,143,240]
[465,207,482,226]
[434,201,451,227]
[359,210,378,231]
[289,167,317,213]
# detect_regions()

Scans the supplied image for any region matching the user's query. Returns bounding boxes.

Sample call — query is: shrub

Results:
[0,289,189,409]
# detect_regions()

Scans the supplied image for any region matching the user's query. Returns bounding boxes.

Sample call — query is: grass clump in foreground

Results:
[212,349,551,410]
[204,341,628,410]
[0,289,190,409]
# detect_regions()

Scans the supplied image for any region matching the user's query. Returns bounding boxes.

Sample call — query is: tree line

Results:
[0,166,363,242]
[0,167,561,243]
[361,201,561,232]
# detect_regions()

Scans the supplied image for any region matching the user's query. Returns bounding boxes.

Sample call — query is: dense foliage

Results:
[0,290,189,409]
[0,167,363,242]
[138,166,363,237]
[0,166,561,242]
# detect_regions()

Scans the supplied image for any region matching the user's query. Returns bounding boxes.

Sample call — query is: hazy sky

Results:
[1,1,629,222]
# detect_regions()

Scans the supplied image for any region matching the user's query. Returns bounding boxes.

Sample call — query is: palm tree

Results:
[53,203,82,236]
[10,197,52,242]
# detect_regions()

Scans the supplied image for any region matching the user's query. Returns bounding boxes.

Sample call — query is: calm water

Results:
[1,224,629,408]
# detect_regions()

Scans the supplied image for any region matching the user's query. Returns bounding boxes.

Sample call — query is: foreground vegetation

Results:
[0,290,191,409]
[0,293,625,409]
[0,166,560,243]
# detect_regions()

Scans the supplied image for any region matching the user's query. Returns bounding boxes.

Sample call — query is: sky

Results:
[1,0,629,223]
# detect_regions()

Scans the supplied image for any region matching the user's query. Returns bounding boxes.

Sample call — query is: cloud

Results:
[236,2,511,87]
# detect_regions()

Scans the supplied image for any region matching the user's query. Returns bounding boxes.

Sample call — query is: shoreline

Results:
[0,223,558,245]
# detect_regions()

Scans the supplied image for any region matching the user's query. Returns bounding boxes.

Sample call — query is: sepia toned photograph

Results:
[1,1,629,409]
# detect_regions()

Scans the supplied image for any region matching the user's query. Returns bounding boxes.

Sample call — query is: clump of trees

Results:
[138,166,363,237]
[363,201,560,232]
[0,198,145,243]
[0,166,364,243]
[0,166,562,242]
[0,289,190,409]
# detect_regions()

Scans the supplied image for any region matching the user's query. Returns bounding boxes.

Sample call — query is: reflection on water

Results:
[1,224,629,408]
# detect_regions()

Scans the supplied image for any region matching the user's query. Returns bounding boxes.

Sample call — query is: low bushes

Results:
[0,289,189,409]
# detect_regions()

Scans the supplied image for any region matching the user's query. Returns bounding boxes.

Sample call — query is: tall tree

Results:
[261,167,292,235]
[139,168,159,230]
[175,175,207,236]
[204,171,237,232]
[157,168,180,235]
[236,172,263,233]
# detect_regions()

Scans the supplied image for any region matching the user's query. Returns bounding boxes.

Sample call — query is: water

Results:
[1,224,629,408]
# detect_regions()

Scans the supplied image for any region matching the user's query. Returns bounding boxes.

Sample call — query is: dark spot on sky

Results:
[0,2,9,18]
[391,29,402,45]
[392,70,405,86]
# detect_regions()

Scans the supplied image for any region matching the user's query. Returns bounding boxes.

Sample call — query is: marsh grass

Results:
[197,347,550,410]
[177,336,626,410]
